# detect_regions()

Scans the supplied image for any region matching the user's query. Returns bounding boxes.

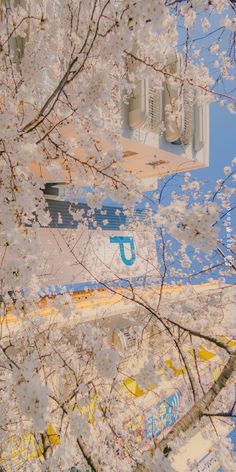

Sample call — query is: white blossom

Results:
[201,17,211,32]
[69,411,90,438]
[224,166,231,174]
[95,348,120,379]
[135,359,161,389]
[184,8,196,28]
[0,1,235,470]
[142,449,177,472]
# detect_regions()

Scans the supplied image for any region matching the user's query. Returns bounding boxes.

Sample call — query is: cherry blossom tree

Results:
[0,0,236,471]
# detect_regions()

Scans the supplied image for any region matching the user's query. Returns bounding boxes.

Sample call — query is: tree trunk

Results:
[135,351,236,471]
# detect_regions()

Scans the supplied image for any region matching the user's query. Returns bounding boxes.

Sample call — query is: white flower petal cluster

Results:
[13,363,50,431]
[170,204,220,253]
[95,348,120,379]
[135,359,160,389]
[183,7,196,29]
[48,293,76,318]
[69,411,90,438]
[142,448,177,472]
[201,17,211,32]
[224,166,231,175]
[212,437,236,472]
[220,16,236,32]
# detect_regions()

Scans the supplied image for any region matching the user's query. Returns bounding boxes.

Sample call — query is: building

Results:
[1,280,235,471]
[29,48,209,190]
[33,194,158,297]
[121,48,209,185]
[2,4,210,192]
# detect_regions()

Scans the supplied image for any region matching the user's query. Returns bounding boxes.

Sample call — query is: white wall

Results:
[36,225,157,294]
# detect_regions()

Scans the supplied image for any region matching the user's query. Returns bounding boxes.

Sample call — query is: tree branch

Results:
[135,352,236,470]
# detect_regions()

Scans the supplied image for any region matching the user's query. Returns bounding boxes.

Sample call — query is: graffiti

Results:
[143,390,181,440]
[109,236,136,266]
[124,390,181,443]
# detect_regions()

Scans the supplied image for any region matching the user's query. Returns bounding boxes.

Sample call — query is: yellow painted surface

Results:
[123,377,145,397]
[122,377,157,398]
[0,424,60,471]
[165,359,186,376]
[77,395,97,424]
[46,423,60,447]
[221,336,236,347]
[213,365,222,381]
[197,345,216,361]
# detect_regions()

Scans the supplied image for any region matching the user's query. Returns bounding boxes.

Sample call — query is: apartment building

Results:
[30,48,209,190]
[3,2,209,188]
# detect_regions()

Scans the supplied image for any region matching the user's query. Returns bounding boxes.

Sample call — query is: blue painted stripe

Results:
[38,275,158,298]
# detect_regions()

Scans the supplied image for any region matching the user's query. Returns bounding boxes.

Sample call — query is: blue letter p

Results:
[109,236,136,266]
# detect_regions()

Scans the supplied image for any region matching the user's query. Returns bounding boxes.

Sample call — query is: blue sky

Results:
[194,101,235,188]
[61,4,236,280]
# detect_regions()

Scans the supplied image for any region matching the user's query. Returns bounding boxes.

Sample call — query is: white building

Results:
[120,48,209,188]
[3,3,209,191]
[29,195,157,297]
[27,49,209,190]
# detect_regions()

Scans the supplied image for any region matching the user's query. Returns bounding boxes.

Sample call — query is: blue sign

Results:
[109,236,136,266]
